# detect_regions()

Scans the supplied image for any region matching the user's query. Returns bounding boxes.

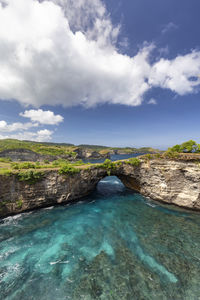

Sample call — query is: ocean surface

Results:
[83,153,143,164]
[0,165,200,299]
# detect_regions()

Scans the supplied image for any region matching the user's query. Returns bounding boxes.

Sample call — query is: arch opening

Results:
[96,175,126,196]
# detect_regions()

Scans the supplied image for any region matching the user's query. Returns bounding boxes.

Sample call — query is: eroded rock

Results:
[1,159,200,218]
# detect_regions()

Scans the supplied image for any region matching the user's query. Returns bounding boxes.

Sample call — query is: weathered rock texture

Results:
[0,149,74,162]
[74,148,110,160]
[116,159,200,211]
[0,167,107,218]
[1,159,200,218]
[0,147,110,162]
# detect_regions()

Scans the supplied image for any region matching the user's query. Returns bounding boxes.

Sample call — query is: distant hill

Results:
[0,139,161,156]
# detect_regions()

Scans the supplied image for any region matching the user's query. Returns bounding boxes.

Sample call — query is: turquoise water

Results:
[0,177,200,300]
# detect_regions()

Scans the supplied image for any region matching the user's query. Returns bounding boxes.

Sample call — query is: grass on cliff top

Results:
[0,139,160,157]
[0,159,93,177]
[0,139,77,157]
[1,151,200,177]
[0,157,142,177]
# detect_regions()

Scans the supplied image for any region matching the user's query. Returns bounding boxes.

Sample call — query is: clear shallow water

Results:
[0,177,200,300]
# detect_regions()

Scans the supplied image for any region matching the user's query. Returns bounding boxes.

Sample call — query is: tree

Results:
[180,140,198,153]
[170,144,182,152]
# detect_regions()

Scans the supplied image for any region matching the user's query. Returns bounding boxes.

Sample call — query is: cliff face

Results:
[116,159,200,210]
[0,167,107,218]
[0,149,75,162]
[74,148,110,160]
[0,147,110,162]
[1,159,200,218]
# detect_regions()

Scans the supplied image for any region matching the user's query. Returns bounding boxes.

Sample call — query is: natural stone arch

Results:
[1,158,200,218]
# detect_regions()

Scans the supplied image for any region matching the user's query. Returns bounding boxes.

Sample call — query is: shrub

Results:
[98,159,117,176]
[168,140,199,153]
[71,160,86,166]
[163,150,179,159]
[155,153,162,159]
[12,162,36,170]
[59,165,80,175]
[16,198,23,209]
[0,157,12,163]
[115,161,122,167]
[0,168,13,176]
[169,144,182,153]
[52,159,69,167]
[17,170,44,184]
[126,157,141,166]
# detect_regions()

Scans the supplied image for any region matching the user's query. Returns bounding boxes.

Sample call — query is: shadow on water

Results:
[0,176,200,300]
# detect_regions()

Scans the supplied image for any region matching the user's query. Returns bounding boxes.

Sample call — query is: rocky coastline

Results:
[1,158,200,218]
[0,147,110,162]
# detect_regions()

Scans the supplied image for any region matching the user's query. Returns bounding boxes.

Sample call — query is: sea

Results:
[0,154,200,299]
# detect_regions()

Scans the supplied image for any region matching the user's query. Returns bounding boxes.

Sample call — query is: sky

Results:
[0,0,200,149]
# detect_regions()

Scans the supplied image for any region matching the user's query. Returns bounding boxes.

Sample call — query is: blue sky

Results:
[0,0,200,149]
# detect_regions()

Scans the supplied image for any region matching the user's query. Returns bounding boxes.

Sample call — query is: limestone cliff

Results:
[74,148,110,160]
[116,159,200,211]
[1,159,200,218]
[0,147,110,162]
[0,148,75,162]
[0,167,107,218]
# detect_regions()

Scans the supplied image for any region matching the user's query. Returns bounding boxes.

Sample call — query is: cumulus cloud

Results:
[149,51,200,95]
[0,120,38,132]
[51,0,120,47]
[147,98,157,105]
[0,0,199,108]
[0,129,53,142]
[0,109,62,141]
[20,109,64,125]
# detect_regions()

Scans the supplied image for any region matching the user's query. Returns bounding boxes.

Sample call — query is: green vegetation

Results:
[44,160,50,164]
[9,159,87,170]
[17,170,44,184]
[59,165,80,175]
[16,198,23,209]
[0,139,77,157]
[12,162,36,169]
[99,159,117,175]
[163,150,180,159]
[126,157,141,166]
[0,168,13,176]
[0,139,160,167]
[0,158,89,183]
[0,157,12,163]
[169,140,200,153]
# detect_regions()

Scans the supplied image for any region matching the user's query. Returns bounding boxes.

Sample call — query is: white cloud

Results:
[149,51,200,95]
[162,22,178,34]
[0,0,199,108]
[51,0,120,47]
[36,129,53,141]
[20,109,64,125]
[0,108,62,141]
[0,129,53,142]
[148,98,157,105]
[0,120,38,132]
